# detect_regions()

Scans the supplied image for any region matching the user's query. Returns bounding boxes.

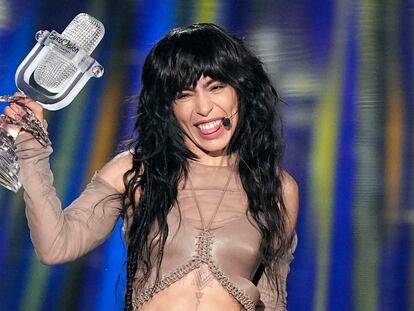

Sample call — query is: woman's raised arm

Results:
[5,94,131,264]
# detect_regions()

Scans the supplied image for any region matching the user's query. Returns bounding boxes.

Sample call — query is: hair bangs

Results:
[152,25,242,100]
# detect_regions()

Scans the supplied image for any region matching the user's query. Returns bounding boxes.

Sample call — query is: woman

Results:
[4,23,298,310]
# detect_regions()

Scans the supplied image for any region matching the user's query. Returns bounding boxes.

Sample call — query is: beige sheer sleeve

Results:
[15,126,122,265]
[255,233,298,310]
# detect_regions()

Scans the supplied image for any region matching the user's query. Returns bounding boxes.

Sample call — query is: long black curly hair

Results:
[121,23,291,310]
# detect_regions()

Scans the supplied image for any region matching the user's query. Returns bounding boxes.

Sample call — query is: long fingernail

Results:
[10,103,20,110]
[12,102,24,111]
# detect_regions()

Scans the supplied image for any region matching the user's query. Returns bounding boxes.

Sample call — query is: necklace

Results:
[187,164,234,308]
[187,164,233,231]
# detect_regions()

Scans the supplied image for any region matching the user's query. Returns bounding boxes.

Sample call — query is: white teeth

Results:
[197,120,222,131]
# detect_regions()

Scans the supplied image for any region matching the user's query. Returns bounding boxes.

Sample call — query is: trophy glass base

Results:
[0,128,21,192]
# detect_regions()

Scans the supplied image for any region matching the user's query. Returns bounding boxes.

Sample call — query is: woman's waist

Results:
[138,270,244,311]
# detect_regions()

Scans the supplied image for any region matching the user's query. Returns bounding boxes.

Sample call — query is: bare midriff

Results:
[139,268,244,311]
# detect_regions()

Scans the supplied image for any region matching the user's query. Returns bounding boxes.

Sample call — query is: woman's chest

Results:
[161,207,262,279]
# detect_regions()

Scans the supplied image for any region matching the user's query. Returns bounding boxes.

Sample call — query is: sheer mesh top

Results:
[132,161,289,310]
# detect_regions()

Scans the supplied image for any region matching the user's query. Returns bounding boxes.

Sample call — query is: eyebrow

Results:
[180,78,219,92]
[204,79,215,86]
[200,78,221,88]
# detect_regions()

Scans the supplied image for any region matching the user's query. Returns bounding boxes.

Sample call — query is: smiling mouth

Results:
[194,119,225,137]
[196,119,222,131]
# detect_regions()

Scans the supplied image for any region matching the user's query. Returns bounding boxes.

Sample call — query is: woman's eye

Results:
[175,92,191,100]
[210,84,226,92]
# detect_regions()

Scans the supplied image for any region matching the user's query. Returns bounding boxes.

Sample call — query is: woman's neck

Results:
[190,152,236,167]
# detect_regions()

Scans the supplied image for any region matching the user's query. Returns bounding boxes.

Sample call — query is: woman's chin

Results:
[194,140,230,156]
[184,130,233,156]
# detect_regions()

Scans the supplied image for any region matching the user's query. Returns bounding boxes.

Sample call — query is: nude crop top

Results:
[14,128,297,311]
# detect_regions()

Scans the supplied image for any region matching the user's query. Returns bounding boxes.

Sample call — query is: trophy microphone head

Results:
[33,13,105,93]
[222,118,231,127]
[15,13,105,110]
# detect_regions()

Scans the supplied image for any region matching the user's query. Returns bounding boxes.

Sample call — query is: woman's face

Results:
[173,75,238,161]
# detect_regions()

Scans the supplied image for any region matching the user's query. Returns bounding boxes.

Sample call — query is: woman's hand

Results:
[4,92,44,122]
[1,92,45,137]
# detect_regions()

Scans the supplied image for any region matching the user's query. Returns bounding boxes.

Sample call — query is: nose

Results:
[194,91,214,116]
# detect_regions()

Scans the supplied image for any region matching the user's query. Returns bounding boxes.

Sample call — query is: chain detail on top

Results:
[133,230,256,310]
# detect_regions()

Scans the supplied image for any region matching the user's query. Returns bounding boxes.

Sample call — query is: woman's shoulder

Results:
[281,170,299,235]
[97,150,134,193]
[281,171,298,198]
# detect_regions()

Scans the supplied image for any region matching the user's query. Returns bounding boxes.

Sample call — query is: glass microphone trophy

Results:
[0,13,105,192]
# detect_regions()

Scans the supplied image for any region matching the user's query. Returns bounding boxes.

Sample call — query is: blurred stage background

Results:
[0,0,413,310]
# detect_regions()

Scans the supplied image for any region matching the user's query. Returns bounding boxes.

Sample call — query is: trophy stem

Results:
[0,124,22,192]
[0,95,48,192]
